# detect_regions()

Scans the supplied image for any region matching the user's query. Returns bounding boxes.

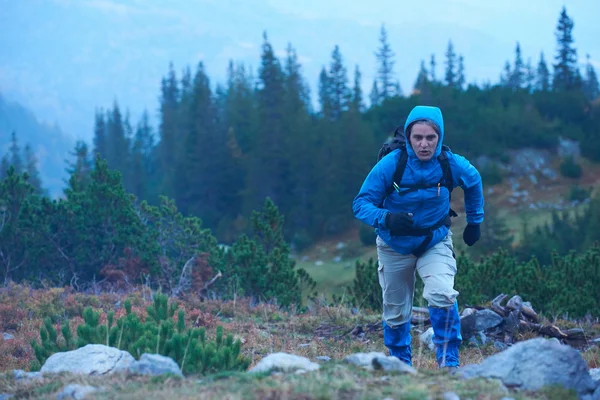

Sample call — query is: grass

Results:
[0,360,571,400]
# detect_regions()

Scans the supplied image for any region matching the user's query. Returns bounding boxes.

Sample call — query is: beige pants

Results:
[376,233,459,327]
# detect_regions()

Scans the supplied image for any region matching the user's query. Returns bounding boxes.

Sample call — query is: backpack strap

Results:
[385,144,408,197]
[438,148,458,217]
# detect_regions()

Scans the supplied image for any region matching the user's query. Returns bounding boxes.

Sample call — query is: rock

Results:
[315,356,331,362]
[2,333,14,341]
[315,260,323,266]
[298,343,311,348]
[41,344,135,375]
[56,384,98,400]
[128,353,183,377]
[460,308,476,318]
[336,242,346,250]
[459,338,597,399]
[558,137,581,159]
[590,368,600,382]
[249,352,320,374]
[372,356,417,375]
[468,332,489,347]
[344,352,387,368]
[494,341,508,351]
[443,392,460,400]
[13,369,43,382]
[333,256,342,263]
[473,309,504,332]
[419,327,435,351]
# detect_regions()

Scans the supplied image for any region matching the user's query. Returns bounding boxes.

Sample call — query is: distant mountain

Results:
[0,93,74,198]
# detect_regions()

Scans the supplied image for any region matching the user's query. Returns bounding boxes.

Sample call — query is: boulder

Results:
[56,384,98,400]
[128,353,183,377]
[459,338,597,399]
[249,352,320,374]
[41,344,135,376]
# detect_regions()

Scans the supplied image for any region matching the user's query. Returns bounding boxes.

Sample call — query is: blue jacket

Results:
[352,106,484,255]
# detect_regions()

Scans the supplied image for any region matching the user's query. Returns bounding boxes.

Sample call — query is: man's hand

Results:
[385,212,414,236]
[463,224,480,246]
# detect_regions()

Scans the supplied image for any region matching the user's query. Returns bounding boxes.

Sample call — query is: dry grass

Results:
[0,285,596,399]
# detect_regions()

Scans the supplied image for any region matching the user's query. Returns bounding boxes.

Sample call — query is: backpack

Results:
[377,126,458,218]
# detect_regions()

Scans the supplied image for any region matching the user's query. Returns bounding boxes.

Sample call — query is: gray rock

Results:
[2,333,14,341]
[419,327,435,351]
[41,344,135,375]
[459,338,597,399]
[343,352,387,369]
[56,384,98,400]
[128,353,183,377]
[13,369,43,382]
[590,368,600,382]
[372,356,417,375]
[494,341,508,351]
[443,392,460,400]
[473,309,504,332]
[249,352,320,374]
[315,356,331,362]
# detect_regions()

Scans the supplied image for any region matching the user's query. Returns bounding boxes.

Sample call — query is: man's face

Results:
[409,123,439,161]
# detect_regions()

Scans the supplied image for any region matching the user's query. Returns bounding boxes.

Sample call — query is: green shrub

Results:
[566,185,591,202]
[559,156,583,179]
[31,293,251,375]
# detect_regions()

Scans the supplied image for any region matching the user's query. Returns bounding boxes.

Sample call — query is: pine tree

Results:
[375,24,396,101]
[444,40,457,86]
[105,102,130,176]
[509,42,524,89]
[525,58,536,92]
[0,156,9,180]
[351,65,364,112]
[456,55,466,89]
[536,52,551,91]
[129,111,155,201]
[64,140,93,191]
[430,54,437,82]
[414,60,429,92]
[92,110,108,160]
[9,132,22,174]
[500,61,512,86]
[157,63,180,199]
[583,54,600,100]
[23,144,45,196]
[369,80,380,108]
[553,6,579,91]
[328,45,350,120]
[318,67,333,118]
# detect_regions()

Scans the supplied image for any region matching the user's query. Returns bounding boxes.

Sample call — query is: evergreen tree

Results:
[244,32,289,215]
[9,131,22,174]
[318,67,333,118]
[525,58,536,92]
[456,55,466,89]
[583,54,600,100]
[65,140,93,192]
[105,102,130,176]
[328,45,350,120]
[444,40,457,86]
[23,144,45,196]
[375,24,396,101]
[553,6,579,91]
[369,80,380,108]
[430,54,437,82]
[0,155,9,180]
[92,110,108,160]
[536,52,551,91]
[500,61,512,86]
[157,63,180,199]
[130,110,155,201]
[414,60,429,92]
[351,65,364,112]
[509,42,524,89]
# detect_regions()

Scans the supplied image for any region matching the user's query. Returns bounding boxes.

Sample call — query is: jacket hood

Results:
[403,106,445,158]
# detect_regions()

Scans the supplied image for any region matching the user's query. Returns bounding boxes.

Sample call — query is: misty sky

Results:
[1,0,599,142]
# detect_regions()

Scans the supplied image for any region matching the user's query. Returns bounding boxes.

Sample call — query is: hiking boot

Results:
[441,365,460,375]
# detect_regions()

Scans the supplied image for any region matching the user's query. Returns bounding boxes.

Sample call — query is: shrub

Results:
[559,156,583,179]
[30,293,251,375]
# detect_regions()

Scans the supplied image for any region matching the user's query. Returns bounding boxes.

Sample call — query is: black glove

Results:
[463,224,480,246]
[385,212,414,236]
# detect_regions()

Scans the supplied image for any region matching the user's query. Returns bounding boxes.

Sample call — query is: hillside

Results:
[295,153,600,299]
[0,93,74,197]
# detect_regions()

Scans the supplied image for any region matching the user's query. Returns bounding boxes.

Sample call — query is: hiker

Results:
[352,105,484,369]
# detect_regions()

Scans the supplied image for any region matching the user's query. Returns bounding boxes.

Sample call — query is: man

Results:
[352,105,484,369]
